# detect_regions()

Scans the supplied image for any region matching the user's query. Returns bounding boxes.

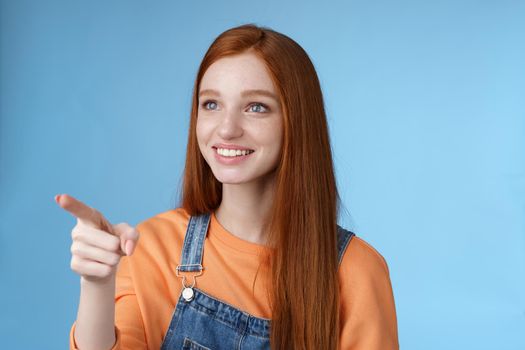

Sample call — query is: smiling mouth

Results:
[213,147,255,157]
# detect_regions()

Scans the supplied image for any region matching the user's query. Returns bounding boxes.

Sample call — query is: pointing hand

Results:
[55,194,140,282]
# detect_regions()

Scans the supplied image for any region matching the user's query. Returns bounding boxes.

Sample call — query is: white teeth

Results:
[216,148,253,157]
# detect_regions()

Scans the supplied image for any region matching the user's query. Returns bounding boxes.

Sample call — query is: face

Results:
[196,51,283,186]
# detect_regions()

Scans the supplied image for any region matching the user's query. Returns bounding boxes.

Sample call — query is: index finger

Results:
[55,193,113,233]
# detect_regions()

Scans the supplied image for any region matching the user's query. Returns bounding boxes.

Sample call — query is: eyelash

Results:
[200,100,270,113]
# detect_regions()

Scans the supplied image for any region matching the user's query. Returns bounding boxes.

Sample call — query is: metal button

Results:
[182,287,194,302]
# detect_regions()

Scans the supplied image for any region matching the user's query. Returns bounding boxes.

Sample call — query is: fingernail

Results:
[55,194,61,204]
[125,240,132,256]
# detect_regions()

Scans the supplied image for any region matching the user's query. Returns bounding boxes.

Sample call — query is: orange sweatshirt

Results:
[70,208,399,349]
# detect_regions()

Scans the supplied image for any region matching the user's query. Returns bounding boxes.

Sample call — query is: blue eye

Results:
[202,100,218,110]
[248,103,269,113]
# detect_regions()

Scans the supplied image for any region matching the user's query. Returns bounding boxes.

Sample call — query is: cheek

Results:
[272,120,284,157]
[196,118,211,146]
[258,119,283,149]
[195,123,209,160]
[196,118,220,163]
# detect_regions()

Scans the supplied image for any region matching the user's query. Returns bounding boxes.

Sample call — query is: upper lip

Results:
[212,143,254,151]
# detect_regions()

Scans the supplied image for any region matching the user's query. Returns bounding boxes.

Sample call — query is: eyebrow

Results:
[198,89,279,102]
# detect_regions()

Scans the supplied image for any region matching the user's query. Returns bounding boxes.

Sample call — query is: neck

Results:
[215,174,275,245]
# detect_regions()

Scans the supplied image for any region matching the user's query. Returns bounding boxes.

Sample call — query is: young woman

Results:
[57,24,398,350]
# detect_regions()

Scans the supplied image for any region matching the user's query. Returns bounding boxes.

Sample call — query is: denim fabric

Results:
[160,213,355,350]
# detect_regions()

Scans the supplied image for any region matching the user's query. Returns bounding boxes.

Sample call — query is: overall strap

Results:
[337,225,355,265]
[177,213,211,273]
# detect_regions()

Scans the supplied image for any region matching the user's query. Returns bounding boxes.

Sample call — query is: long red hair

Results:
[180,24,341,349]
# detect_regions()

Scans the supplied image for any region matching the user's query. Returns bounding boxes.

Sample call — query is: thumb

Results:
[112,223,140,256]
[125,240,135,256]
[55,193,114,234]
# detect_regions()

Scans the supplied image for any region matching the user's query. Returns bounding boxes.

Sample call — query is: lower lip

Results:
[213,148,254,165]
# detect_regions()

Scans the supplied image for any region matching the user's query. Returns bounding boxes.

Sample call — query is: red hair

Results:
[181,24,341,349]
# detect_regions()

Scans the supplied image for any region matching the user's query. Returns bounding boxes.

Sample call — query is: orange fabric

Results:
[70,208,398,349]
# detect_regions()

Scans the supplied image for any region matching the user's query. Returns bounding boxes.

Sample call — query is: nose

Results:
[217,109,243,139]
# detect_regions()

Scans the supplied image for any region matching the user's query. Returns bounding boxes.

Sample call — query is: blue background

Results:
[1,1,524,349]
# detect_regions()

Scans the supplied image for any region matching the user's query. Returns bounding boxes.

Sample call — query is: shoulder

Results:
[339,234,392,285]
[338,235,399,348]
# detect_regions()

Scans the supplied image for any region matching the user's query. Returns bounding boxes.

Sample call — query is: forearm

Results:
[74,276,117,350]
[57,195,140,350]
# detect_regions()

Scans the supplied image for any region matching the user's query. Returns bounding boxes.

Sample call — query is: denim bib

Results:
[160,213,355,350]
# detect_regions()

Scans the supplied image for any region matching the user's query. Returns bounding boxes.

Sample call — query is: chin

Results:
[212,170,257,185]
[215,177,249,185]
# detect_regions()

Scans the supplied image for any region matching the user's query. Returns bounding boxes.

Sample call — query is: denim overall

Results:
[160,213,355,350]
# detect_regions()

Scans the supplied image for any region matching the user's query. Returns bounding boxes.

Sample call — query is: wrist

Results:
[80,273,116,288]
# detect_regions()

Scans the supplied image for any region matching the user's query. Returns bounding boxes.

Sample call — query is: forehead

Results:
[199,52,277,94]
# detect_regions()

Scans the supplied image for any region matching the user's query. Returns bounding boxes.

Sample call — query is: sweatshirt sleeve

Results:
[69,323,121,350]
[69,255,147,349]
[338,237,399,350]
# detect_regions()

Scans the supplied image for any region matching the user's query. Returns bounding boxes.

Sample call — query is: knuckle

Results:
[71,226,81,240]
[113,222,132,236]
[72,241,87,256]
[111,223,122,236]
[99,265,112,278]
[70,242,80,256]
[122,225,139,240]
[128,227,139,240]
[108,237,121,251]
[72,226,89,242]
[107,253,120,266]
[70,257,79,271]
